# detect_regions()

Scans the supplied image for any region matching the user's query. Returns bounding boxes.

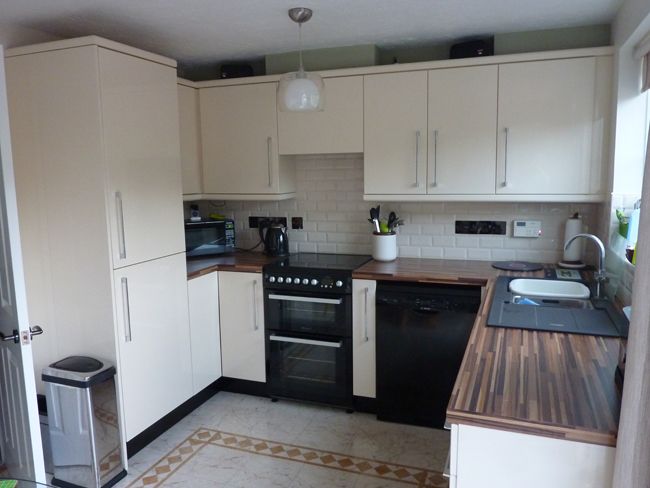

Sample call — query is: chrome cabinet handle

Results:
[29,326,43,339]
[252,280,259,331]
[268,294,342,305]
[363,287,369,343]
[414,130,421,188]
[502,127,510,188]
[0,329,19,343]
[115,192,126,259]
[266,137,273,187]
[431,129,438,188]
[121,277,132,342]
[270,335,342,348]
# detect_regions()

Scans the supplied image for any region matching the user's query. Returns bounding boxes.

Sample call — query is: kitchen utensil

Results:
[369,207,381,233]
[387,211,397,231]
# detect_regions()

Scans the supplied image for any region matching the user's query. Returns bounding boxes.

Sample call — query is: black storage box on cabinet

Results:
[449,38,494,59]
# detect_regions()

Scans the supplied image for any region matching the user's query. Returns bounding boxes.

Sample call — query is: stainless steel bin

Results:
[42,356,126,488]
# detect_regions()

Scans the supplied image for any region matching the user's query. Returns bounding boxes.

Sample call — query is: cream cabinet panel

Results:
[352,280,376,398]
[428,66,498,194]
[114,253,192,441]
[278,76,363,155]
[188,272,222,394]
[364,71,428,195]
[200,83,291,195]
[496,58,597,195]
[99,49,185,268]
[178,83,203,195]
[218,271,266,382]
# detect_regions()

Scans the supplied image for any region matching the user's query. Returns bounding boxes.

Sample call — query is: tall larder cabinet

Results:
[5,37,191,447]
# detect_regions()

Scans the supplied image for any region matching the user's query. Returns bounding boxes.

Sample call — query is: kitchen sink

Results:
[511,295,593,309]
[509,278,591,299]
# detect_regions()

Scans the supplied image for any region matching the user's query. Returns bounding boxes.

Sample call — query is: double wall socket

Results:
[248,216,287,228]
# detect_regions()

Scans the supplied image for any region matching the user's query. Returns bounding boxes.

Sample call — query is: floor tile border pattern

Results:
[127,428,448,488]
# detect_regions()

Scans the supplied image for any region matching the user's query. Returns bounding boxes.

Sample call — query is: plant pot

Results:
[372,232,397,261]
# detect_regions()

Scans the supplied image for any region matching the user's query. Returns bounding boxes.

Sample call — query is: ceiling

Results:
[2,0,623,69]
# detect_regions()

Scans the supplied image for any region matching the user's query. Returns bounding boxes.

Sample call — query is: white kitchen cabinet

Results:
[278,76,363,155]
[352,280,376,398]
[99,48,185,268]
[364,71,428,195]
[114,253,192,441]
[218,271,266,382]
[178,80,203,196]
[428,66,497,194]
[188,272,222,394]
[496,57,601,195]
[200,83,295,199]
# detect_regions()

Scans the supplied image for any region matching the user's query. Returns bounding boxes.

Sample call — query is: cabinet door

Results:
[113,253,192,441]
[99,48,185,268]
[428,66,497,194]
[188,272,222,394]
[364,71,428,195]
[352,280,376,398]
[178,83,203,195]
[200,83,280,194]
[218,271,265,382]
[496,58,596,195]
[278,76,363,155]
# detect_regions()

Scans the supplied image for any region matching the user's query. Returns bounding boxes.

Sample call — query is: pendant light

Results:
[277,7,325,112]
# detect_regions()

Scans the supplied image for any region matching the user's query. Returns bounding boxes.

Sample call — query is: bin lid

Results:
[42,356,115,388]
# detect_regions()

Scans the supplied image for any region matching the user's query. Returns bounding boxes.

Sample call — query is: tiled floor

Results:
[115,392,450,487]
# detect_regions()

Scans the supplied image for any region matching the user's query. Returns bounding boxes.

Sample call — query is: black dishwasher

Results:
[376,281,481,428]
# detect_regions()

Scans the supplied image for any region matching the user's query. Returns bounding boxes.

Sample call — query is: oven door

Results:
[264,290,351,336]
[266,332,352,407]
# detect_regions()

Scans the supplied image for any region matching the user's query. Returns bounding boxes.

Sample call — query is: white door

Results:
[0,46,46,483]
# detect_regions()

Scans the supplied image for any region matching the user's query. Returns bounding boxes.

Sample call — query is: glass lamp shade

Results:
[277,70,325,112]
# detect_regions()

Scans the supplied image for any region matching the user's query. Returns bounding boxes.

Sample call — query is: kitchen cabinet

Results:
[428,66,497,194]
[448,424,615,488]
[218,271,266,382]
[496,57,608,195]
[200,83,295,199]
[364,71,428,195]
[6,38,189,446]
[278,76,363,155]
[178,80,203,196]
[114,253,192,441]
[188,272,222,394]
[352,280,376,398]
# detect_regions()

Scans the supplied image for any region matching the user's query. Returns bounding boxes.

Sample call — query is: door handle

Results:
[0,329,19,343]
[121,277,132,342]
[414,130,421,188]
[269,335,342,348]
[252,280,259,331]
[268,294,342,305]
[431,129,438,188]
[115,192,127,259]
[363,287,369,343]
[502,127,510,188]
[29,326,43,339]
[267,136,273,188]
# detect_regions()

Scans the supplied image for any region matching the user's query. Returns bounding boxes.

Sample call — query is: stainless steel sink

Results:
[511,295,593,309]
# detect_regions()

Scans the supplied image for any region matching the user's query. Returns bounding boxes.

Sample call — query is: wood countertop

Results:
[186,252,279,279]
[354,258,621,447]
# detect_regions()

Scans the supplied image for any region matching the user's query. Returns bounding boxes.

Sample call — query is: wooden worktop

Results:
[354,258,621,447]
[186,252,279,279]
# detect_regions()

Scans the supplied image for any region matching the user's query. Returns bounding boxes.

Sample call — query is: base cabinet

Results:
[352,280,376,398]
[188,272,222,393]
[218,271,266,382]
[449,424,615,488]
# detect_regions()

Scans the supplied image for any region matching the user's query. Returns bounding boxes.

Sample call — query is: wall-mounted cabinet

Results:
[178,80,203,196]
[278,76,363,155]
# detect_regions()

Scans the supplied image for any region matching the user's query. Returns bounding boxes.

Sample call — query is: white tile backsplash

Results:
[189,155,602,264]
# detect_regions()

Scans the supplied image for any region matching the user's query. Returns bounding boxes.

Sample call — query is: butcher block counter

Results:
[186,252,279,279]
[353,258,621,447]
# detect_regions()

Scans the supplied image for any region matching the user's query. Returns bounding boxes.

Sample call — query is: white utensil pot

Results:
[372,232,397,261]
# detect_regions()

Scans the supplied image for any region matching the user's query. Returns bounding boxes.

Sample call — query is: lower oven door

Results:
[266,332,352,408]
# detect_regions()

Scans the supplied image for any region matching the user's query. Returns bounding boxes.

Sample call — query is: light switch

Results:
[513,220,542,238]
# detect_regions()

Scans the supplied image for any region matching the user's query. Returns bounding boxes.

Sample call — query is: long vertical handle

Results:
[115,192,126,259]
[363,287,369,343]
[266,136,273,188]
[414,130,421,188]
[431,129,438,188]
[252,279,259,331]
[121,277,132,342]
[502,127,510,188]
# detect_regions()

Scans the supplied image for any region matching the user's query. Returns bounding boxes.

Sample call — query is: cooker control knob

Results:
[293,278,300,284]
[269,276,276,283]
[302,278,309,285]
[277,277,284,283]
[310,279,318,286]
[285,277,292,284]
[335,280,343,287]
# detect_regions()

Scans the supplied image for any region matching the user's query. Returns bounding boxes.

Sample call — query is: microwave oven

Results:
[185,219,235,257]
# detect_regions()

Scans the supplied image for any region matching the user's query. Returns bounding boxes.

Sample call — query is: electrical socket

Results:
[249,216,287,228]
[291,217,303,230]
[455,220,506,235]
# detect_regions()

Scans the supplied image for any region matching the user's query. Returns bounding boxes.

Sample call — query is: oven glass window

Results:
[266,294,349,336]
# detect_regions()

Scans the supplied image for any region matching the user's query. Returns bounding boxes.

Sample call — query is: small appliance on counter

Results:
[259,221,289,256]
[185,219,235,257]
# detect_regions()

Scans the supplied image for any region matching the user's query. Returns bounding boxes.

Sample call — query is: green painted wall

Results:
[265,45,379,75]
[494,24,611,55]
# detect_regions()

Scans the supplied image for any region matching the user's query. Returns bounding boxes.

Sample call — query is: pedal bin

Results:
[42,356,126,488]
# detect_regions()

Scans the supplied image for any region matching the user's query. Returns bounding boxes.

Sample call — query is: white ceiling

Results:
[2,0,623,68]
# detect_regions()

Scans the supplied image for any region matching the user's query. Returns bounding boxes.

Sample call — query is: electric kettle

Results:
[259,223,289,256]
